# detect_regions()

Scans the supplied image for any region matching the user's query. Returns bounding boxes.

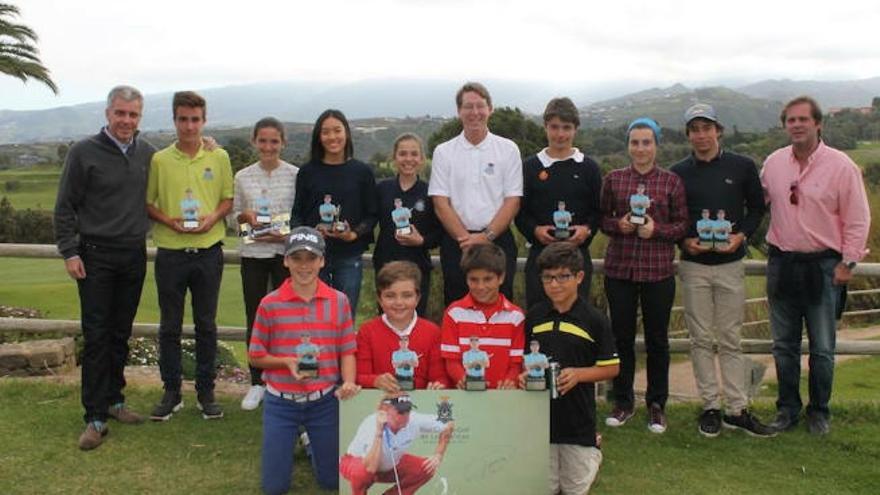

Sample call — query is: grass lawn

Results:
[760,355,880,402]
[847,140,880,167]
[0,164,62,210]
[0,376,877,495]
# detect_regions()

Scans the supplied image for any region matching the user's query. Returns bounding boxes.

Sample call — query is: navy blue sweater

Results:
[374,176,442,272]
[291,158,378,258]
[515,154,602,249]
[670,150,765,265]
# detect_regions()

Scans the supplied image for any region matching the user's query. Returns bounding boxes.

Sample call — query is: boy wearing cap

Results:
[356,261,449,391]
[670,104,773,438]
[249,226,361,494]
[522,242,619,494]
[340,393,455,494]
[440,243,525,389]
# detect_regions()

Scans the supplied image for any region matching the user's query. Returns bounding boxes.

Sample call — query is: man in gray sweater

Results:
[54,85,155,450]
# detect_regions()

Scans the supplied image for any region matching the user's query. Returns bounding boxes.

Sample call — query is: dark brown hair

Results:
[252,116,286,141]
[460,243,506,276]
[543,97,580,127]
[537,242,584,274]
[172,91,206,119]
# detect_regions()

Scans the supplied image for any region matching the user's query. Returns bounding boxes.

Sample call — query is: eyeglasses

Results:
[540,273,576,284]
[789,181,798,205]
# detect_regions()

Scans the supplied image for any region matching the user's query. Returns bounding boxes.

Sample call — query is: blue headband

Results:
[627,117,662,144]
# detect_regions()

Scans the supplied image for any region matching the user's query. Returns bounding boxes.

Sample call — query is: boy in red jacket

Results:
[356,261,449,391]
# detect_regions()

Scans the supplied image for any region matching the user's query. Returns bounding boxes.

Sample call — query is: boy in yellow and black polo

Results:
[146,91,233,421]
[524,242,619,494]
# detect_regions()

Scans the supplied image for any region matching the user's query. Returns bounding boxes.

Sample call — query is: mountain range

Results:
[1,77,878,144]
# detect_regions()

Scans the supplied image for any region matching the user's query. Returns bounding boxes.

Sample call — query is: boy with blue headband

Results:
[600,117,688,434]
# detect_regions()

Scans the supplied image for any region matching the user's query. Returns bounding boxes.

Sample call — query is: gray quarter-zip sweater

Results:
[54,129,156,258]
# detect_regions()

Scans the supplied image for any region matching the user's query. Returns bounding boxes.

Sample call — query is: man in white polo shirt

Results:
[340,394,455,494]
[429,81,523,304]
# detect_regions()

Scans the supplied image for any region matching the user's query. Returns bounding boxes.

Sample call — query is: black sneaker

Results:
[698,409,722,438]
[769,411,799,433]
[722,409,777,437]
[806,413,830,436]
[197,391,224,420]
[150,391,183,421]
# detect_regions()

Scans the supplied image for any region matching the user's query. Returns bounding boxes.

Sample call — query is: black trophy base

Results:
[297,364,318,379]
[183,220,200,229]
[629,215,646,226]
[396,376,414,391]
[465,378,487,391]
[552,228,571,240]
[698,239,714,249]
[396,226,412,236]
[526,377,546,391]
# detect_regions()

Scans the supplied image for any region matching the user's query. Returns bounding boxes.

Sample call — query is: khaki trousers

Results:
[679,260,748,413]
[549,444,602,494]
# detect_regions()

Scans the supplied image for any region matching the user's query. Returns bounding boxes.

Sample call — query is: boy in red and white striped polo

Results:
[440,243,525,389]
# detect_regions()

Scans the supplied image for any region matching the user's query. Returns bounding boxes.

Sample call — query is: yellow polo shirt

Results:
[147,143,233,249]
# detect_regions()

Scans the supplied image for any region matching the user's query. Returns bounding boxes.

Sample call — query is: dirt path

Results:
[13,327,880,403]
[633,326,880,403]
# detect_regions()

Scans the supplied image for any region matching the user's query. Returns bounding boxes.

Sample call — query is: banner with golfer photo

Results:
[339,390,549,494]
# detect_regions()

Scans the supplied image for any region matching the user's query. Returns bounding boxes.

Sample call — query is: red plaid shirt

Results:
[600,165,688,282]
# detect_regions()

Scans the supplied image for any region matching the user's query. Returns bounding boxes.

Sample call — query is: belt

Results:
[266,384,335,403]
[160,242,222,254]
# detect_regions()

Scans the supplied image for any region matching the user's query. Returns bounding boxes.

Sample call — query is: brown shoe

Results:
[108,404,145,424]
[78,423,108,451]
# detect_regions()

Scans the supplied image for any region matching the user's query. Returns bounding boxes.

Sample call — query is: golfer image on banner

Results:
[340,393,455,494]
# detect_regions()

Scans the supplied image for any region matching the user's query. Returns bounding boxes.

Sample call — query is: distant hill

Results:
[580,84,783,132]
[2,76,879,144]
[0,78,634,144]
[0,116,449,168]
[737,77,880,108]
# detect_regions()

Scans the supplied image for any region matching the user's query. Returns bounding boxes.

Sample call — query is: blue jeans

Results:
[768,256,842,419]
[320,253,362,319]
[261,391,339,494]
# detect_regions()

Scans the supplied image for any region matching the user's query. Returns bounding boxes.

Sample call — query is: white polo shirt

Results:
[428,131,523,231]
[346,412,446,472]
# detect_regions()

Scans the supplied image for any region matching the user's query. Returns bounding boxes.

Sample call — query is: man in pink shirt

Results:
[761,96,870,436]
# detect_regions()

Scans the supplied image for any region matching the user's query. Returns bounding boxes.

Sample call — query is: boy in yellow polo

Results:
[146,91,233,421]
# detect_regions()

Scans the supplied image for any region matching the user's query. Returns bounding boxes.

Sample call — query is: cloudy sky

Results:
[2,0,879,110]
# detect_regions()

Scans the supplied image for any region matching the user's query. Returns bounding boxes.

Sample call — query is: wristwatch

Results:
[483,228,497,241]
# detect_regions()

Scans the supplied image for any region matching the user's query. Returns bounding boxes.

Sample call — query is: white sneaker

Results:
[241,385,265,410]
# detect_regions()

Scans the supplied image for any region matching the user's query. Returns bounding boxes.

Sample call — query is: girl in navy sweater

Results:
[291,109,378,317]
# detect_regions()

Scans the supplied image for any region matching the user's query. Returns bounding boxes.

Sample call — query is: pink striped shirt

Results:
[761,142,870,262]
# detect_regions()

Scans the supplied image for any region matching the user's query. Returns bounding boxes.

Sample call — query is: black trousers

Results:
[155,244,223,394]
[604,276,675,409]
[373,258,432,316]
[77,242,146,423]
[439,230,517,306]
[524,243,593,310]
[241,256,288,385]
